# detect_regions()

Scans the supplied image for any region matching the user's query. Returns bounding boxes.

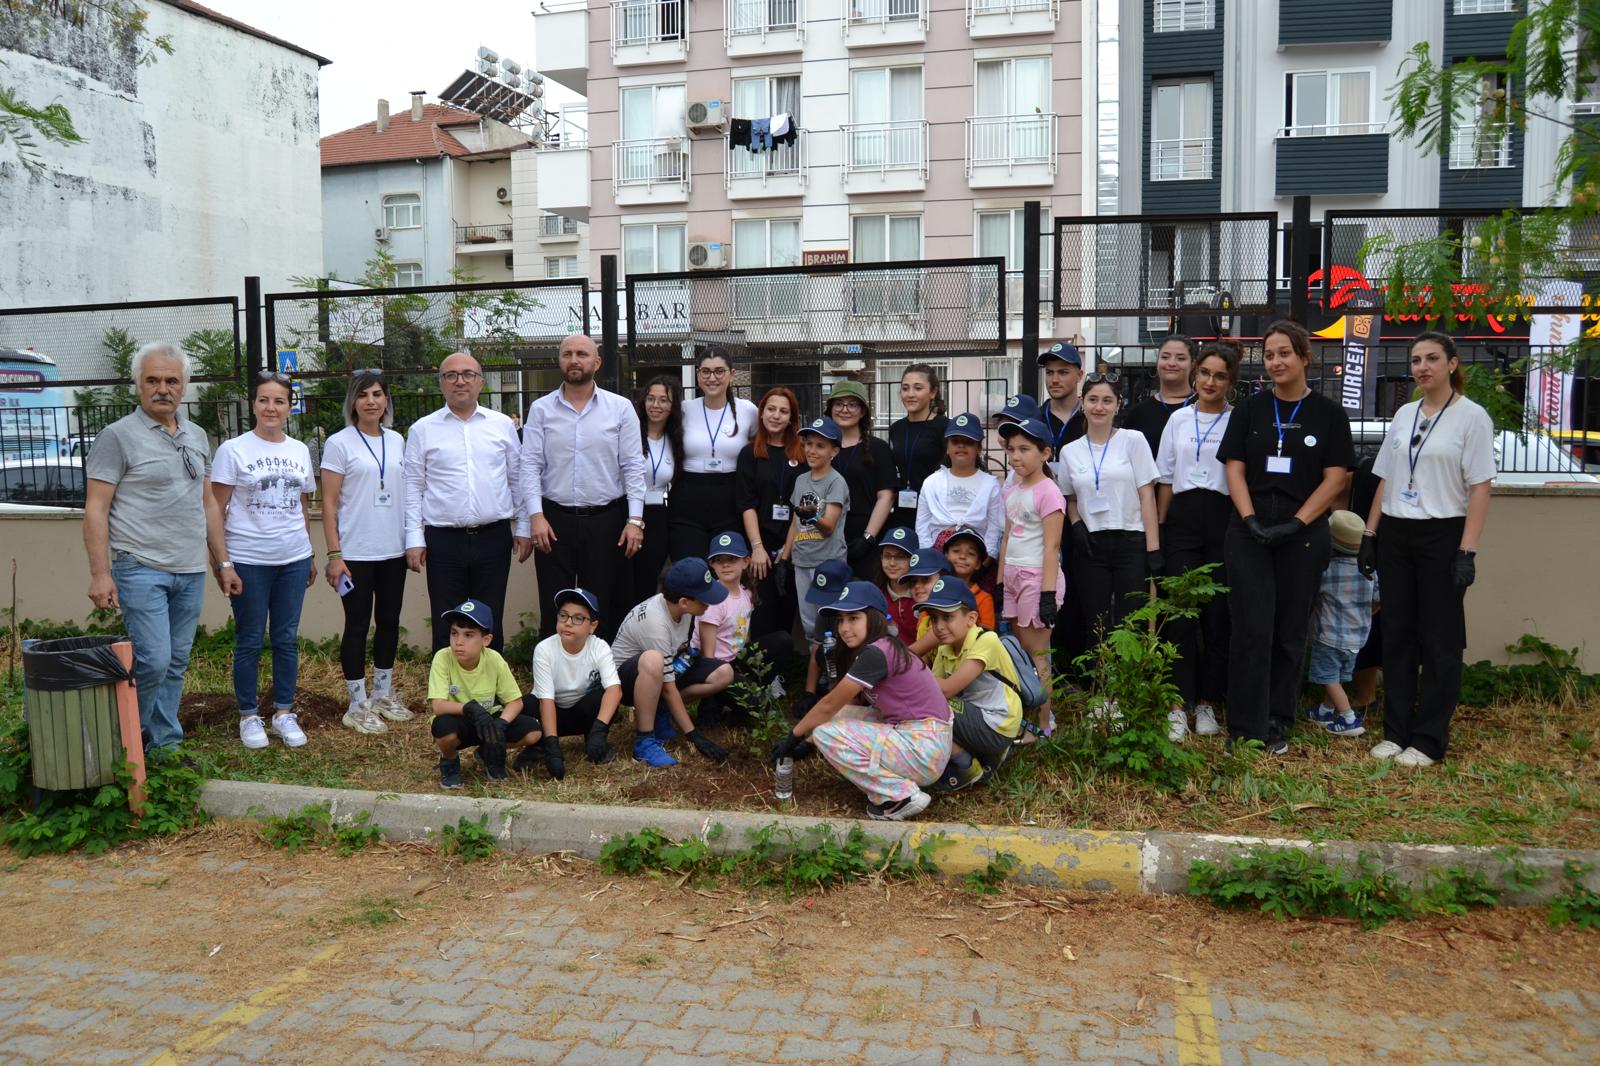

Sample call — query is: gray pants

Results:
[795,566,821,643]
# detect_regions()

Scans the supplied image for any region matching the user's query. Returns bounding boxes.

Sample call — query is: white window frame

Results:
[846,65,926,174]
[392,261,423,287]
[1282,67,1379,137]
[731,218,803,321]
[621,221,687,275]
[975,207,1051,316]
[731,74,803,178]
[849,213,923,319]
[982,355,1017,424]
[545,255,580,278]
[1449,71,1515,169]
[846,0,923,27]
[1150,77,1212,180]
[382,193,422,230]
[876,358,950,427]
[1151,0,1214,33]
[728,0,801,37]
[1453,0,1515,14]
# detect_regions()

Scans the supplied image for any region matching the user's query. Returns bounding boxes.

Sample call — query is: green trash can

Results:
[22,636,136,791]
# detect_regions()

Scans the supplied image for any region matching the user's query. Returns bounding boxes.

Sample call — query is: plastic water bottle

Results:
[773,757,794,801]
[820,631,838,691]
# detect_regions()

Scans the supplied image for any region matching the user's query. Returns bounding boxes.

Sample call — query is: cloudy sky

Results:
[211,0,575,135]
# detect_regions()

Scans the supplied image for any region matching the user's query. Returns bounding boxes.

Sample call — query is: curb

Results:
[201,780,1600,903]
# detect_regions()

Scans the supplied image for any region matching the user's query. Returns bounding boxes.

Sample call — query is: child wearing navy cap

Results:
[696,531,793,724]
[527,588,625,780]
[876,526,921,641]
[428,600,533,790]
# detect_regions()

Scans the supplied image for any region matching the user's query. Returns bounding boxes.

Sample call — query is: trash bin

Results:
[22,636,138,791]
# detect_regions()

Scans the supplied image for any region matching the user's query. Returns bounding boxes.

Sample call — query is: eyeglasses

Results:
[697,366,731,378]
[257,370,292,384]
[831,399,864,412]
[1084,371,1121,385]
[556,612,593,625]
[440,370,483,383]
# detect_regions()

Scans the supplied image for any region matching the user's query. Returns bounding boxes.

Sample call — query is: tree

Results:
[1,1,172,173]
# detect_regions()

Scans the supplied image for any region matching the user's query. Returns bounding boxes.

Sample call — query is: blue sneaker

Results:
[653,715,678,741]
[1304,704,1335,726]
[1325,712,1366,737]
[633,735,678,768]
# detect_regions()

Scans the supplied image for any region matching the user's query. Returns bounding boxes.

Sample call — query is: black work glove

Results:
[1357,534,1378,577]
[585,718,613,764]
[541,735,565,781]
[771,557,792,595]
[464,699,506,743]
[1071,520,1094,560]
[1266,518,1306,546]
[771,732,808,761]
[1453,549,1476,588]
[1038,589,1058,627]
[1146,549,1165,578]
[794,500,818,521]
[847,535,875,566]
[686,729,729,764]
[992,584,1005,622]
[1244,515,1272,545]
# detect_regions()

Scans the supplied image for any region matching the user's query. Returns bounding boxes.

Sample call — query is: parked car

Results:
[0,456,86,507]
[1549,429,1600,474]
[1348,421,1600,487]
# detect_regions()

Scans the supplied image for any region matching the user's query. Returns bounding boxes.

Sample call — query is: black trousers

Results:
[751,533,799,642]
[1378,516,1467,760]
[1164,489,1231,708]
[628,502,672,607]
[1224,509,1330,744]
[1071,530,1147,642]
[536,498,628,643]
[339,556,408,680]
[424,520,513,652]
[668,472,741,562]
[1051,536,1088,683]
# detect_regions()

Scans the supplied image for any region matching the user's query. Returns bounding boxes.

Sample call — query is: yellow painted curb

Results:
[907,826,1144,893]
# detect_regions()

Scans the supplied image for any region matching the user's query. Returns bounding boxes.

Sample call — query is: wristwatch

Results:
[627,517,646,530]
[216,561,234,570]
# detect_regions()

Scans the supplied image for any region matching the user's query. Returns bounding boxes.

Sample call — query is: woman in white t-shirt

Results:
[1060,374,1162,639]
[1361,331,1495,768]
[320,371,411,736]
[916,413,1004,556]
[669,347,758,560]
[212,372,317,752]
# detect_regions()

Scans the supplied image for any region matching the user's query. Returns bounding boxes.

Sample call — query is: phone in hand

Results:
[336,573,355,597]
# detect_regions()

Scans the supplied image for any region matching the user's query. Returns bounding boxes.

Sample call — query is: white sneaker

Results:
[1369,740,1403,760]
[239,714,268,750]
[1194,703,1220,736]
[270,711,307,748]
[1166,709,1190,743]
[1394,746,1435,768]
[342,701,388,735]
[369,695,414,722]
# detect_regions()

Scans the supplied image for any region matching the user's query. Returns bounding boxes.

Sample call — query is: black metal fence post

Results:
[1021,200,1041,398]
[601,255,621,393]
[1289,195,1313,326]
[245,276,264,378]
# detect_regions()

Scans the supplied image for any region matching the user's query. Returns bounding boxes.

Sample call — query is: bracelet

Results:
[326,550,342,558]
[1362,530,1376,538]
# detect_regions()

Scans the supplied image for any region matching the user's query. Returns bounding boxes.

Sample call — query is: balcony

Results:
[843,0,926,48]
[1275,124,1389,196]
[1150,136,1212,182]
[840,120,928,194]
[539,214,580,241]
[1151,0,1214,33]
[611,0,688,66]
[965,113,1057,189]
[725,128,806,199]
[726,0,804,56]
[965,0,1057,38]
[846,271,926,341]
[533,4,589,96]
[535,146,591,222]
[1448,125,1514,169]
[612,137,690,205]
[970,269,1052,322]
[455,222,513,253]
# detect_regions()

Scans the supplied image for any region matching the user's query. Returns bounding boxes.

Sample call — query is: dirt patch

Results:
[180,689,345,732]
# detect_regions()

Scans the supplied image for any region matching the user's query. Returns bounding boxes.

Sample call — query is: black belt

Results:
[428,518,510,535]
[543,497,625,518]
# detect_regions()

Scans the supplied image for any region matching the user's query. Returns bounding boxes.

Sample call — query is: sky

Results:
[209,0,575,135]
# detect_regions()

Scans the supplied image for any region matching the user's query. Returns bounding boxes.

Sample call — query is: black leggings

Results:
[340,556,408,681]
[668,472,741,562]
[1164,489,1231,708]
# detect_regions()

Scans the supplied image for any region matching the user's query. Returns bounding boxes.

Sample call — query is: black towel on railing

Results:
[773,125,797,147]
[729,118,752,150]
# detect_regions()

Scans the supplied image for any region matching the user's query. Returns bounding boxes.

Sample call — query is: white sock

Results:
[346,678,368,706]
[372,669,393,699]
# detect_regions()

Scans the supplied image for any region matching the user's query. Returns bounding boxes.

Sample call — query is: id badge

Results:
[646,489,666,506]
[1400,487,1421,506]
[771,504,791,522]
[1266,455,1293,474]
[897,489,919,510]
[1086,493,1111,515]
[704,457,725,472]
[374,489,395,508]
[1187,466,1212,489]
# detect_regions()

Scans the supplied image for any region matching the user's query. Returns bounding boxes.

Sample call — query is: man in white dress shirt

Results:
[522,334,646,642]
[404,351,532,651]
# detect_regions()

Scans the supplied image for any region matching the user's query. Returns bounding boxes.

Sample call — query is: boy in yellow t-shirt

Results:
[916,577,1023,792]
[428,600,528,790]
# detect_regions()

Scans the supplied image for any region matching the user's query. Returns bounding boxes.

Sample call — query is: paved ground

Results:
[1,826,1597,1065]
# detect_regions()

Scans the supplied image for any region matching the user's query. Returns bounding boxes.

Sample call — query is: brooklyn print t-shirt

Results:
[210,432,315,565]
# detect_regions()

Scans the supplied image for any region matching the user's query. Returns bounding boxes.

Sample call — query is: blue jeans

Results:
[111,554,205,751]
[230,558,312,716]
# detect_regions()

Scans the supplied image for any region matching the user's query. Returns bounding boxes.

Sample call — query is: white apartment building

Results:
[532,0,1087,415]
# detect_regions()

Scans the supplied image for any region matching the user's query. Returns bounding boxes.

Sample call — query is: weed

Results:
[962,851,1020,896]
[260,803,334,854]
[1459,634,1598,708]
[437,814,497,862]
[1547,861,1600,930]
[332,811,384,855]
[342,895,401,928]
[632,952,661,968]
[0,745,206,858]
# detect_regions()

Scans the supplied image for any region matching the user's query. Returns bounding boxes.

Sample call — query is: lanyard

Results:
[1193,405,1226,465]
[357,429,386,489]
[1089,430,1115,493]
[1046,403,1080,453]
[647,435,669,489]
[769,449,791,501]
[702,400,729,461]
[894,420,928,487]
[1406,394,1454,489]
[1273,392,1307,456]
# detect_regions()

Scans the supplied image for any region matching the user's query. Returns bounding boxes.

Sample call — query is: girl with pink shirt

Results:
[997,418,1066,738]
[696,531,792,725]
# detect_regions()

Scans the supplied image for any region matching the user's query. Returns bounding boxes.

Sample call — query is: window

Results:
[976,208,1051,314]
[615,0,684,45]
[848,66,924,171]
[622,222,686,274]
[1152,0,1214,33]
[877,359,950,425]
[545,256,580,278]
[972,58,1052,166]
[382,193,422,230]
[1150,78,1211,179]
[392,261,423,287]
[541,214,578,237]
[1449,72,1514,168]
[848,0,920,25]
[732,219,802,319]
[850,214,921,316]
[1148,224,1211,310]
[618,84,688,186]
[730,0,798,35]
[1453,0,1515,14]
[732,74,802,177]
[1284,69,1374,136]
[983,356,1017,424]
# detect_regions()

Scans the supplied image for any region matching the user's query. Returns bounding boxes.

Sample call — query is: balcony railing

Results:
[726,127,806,189]
[841,120,928,177]
[612,136,690,194]
[1151,0,1214,33]
[1449,125,1514,169]
[847,270,924,320]
[456,222,513,244]
[727,0,800,37]
[1150,136,1212,181]
[540,215,580,237]
[966,0,1055,23]
[1277,121,1386,137]
[845,0,924,27]
[970,269,1052,316]
[965,113,1057,176]
[611,0,684,49]
[730,276,807,322]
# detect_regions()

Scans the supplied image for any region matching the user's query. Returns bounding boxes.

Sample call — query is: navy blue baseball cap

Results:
[941,524,989,561]
[999,418,1053,448]
[879,527,918,556]
[904,550,949,578]
[945,412,984,442]
[1036,341,1083,368]
[798,417,843,443]
[996,394,1041,423]
[553,588,601,617]
[708,531,750,559]
[664,557,729,605]
[820,580,889,616]
[442,598,495,632]
[914,576,978,614]
[804,559,855,605]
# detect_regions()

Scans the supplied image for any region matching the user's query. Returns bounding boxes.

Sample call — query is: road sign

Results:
[277,349,305,414]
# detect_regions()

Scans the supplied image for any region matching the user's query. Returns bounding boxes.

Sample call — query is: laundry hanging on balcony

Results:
[729,114,797,154]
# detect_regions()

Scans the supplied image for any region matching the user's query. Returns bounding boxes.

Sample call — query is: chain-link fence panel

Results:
[0,298,240,388]
[1053,213,1277,317]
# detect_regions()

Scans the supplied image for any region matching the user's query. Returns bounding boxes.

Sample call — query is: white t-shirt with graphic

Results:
[695,585,752,660]
[532,633,622,709]
[611,593,693,663]
[916,468,1005,556]
[211,432,315,566]
[320,426,407,561]
[1001,477,1066,569]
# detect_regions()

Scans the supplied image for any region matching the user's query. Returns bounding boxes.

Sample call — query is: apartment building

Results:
[532,0,1087,414]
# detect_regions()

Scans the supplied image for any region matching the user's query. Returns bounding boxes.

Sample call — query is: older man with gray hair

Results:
[84,341,236,751]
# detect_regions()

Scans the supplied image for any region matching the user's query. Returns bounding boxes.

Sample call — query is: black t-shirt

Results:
[1122,395,1193,458]
[735,443,804,548]
[1041,402,1086,456]
[888,414,949,491]
[1216,389,1356,515]
[834,434,895,535]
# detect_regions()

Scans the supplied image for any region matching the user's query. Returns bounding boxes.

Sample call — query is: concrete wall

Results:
[321,159,451,285]
[0,3,323,306]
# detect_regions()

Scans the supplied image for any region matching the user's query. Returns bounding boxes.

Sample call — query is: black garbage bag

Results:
[22,636,133,692]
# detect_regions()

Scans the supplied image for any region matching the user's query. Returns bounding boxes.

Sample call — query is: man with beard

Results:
[403,351,531,652]
[522,333,646,641]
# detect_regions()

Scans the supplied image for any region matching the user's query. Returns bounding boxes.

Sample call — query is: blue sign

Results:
[276,349,305,414]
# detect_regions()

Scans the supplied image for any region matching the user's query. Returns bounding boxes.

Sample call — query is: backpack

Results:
[981,627,1047,712]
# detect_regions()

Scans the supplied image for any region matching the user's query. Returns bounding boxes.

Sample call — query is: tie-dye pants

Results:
[812,704,953,805]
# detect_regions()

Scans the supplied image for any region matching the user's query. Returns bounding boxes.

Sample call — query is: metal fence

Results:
[0,297,241,388]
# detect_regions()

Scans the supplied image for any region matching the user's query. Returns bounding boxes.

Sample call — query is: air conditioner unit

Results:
[688,241,726,270]
[686,99,726,133]
[374,226,389,242]
[823,344,865,373]
[495,186,511,203]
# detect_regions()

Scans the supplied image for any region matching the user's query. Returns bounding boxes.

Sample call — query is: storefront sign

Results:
[1526,280,1584,431]
[802,250,848,267]
[1339,287,1383,415]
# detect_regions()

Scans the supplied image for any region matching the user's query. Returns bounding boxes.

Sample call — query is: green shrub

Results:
[436,814,497,862]
[1548,861,1600,930]
[0,748,206,858]
[963,851,1020,896]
